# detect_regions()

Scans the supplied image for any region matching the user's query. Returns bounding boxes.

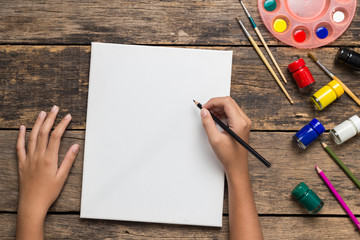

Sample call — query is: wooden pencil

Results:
[193,100,271,168]
[316,166,360,231]
[236,17,294,104]
[239,0,287,84]
[308,52,360,107]
[321,142,360,189]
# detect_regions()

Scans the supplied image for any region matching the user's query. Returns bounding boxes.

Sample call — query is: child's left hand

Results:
[16,106,79,239]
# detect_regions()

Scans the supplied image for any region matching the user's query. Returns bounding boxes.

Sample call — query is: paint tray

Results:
[258,0,357,49]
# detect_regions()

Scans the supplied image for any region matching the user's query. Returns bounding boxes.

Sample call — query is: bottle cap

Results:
[335,48,350,64]
[349,115,360,133]
[328,80,344,97]
[288,58,306,73]
[309,118,325,135]
[292,182,308,199]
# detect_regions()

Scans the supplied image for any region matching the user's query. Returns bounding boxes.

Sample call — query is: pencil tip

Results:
[321,142,327,148]
[193,100,199,105]
[315,165,321,173]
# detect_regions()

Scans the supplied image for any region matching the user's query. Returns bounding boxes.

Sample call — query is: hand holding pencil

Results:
[197,97,271,172]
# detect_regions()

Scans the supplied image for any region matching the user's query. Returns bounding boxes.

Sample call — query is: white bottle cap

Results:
[349,115,360,134]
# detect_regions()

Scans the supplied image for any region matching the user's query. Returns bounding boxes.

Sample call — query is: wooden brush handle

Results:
[333,76,360,106]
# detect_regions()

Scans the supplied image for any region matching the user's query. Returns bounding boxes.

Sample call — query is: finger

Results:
[201,108,222,145]
[57,144,79,183]
[203,97,243,127]
[47,114,72,157]
[36,105,59,152]
[28,111,47,155]
[16,125,27,164]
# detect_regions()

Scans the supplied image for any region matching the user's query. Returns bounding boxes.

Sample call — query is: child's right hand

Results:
[200,97,252,176]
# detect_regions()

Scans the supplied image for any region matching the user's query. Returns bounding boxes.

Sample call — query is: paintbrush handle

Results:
[254,27,287,84]
[247,35,294,104]
[333,76,360,106]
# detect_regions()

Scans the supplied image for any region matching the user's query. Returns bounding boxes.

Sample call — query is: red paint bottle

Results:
[288,58,316,92]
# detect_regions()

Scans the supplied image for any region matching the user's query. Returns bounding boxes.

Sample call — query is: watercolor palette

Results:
[258,0,357,49]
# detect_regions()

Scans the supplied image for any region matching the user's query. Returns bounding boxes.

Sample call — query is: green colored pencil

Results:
[321,142,360,189]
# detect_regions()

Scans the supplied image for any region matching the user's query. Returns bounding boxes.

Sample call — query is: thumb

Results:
[201,108,220,142]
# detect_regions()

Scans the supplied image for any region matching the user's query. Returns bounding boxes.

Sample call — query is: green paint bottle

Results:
[292,182,324,214]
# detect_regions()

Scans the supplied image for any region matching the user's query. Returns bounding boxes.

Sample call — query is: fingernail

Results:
[38,111,45,118]
[65,114,71,120]
[201,108,208,117]
[19,125,25,132]
[51,105,58,112]
[72,144,79,154]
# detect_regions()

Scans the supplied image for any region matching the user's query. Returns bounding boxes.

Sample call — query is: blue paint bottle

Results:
[293,119,325,149]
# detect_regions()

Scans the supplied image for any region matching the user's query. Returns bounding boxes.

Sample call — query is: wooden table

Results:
[1,1,360,239]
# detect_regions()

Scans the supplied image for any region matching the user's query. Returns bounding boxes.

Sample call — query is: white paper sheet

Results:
[80,43,232,227]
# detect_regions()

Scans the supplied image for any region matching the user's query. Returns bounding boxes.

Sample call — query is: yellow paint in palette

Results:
[310,80,344,110]
[273,19,287,33]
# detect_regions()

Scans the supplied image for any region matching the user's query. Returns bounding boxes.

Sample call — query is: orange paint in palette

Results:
[259,0,357,48]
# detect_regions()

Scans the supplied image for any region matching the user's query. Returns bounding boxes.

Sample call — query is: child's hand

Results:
[16,106,79,239]
[200,97,251,176]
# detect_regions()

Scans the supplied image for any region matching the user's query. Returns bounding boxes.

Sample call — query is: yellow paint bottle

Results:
[310,80,344,110]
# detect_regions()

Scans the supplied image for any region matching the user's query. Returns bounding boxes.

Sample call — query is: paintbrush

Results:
[236,17,293,104]
[308,52,360,107]
[239,0,287,84]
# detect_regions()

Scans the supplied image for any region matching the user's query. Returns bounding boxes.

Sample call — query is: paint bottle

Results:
[292,182,324,214]
[288,58,316,92]
[293,119,325,149]
[335,48,360,71]
[310,80,344,110]
[330,115,360,145]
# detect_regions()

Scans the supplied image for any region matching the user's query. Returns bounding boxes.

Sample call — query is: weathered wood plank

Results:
[2,131,360,215]
[1,45,359,130]
[1,214,360,239]
[0,0,359,46]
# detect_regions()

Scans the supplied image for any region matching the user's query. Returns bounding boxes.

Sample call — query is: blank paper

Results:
[80,43,232,227]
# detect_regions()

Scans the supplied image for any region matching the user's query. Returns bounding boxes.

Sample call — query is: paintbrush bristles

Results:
[308,52,318,62]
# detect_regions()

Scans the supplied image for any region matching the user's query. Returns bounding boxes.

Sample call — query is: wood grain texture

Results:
[2,130,360,215]
[2,214,360,239]
[1,45,359,130]
[0,0,359,46]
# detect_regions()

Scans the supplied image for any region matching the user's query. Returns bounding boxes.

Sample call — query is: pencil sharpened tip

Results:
[320,142,327,148]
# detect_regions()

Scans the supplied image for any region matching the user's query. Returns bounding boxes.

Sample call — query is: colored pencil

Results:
[193,100,271,168]
[236,17,294,105]
[321,142,360,189]
[239,0,287,84]
[308,52,360,107]
[316,166,360,231]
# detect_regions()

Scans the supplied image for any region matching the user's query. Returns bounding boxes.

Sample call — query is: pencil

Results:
[236,17,294,105]
[321,142,360,189]
[239,0,287,84]
[308,52,360,107]
[316,166,360,231]
[193,100,271,168]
